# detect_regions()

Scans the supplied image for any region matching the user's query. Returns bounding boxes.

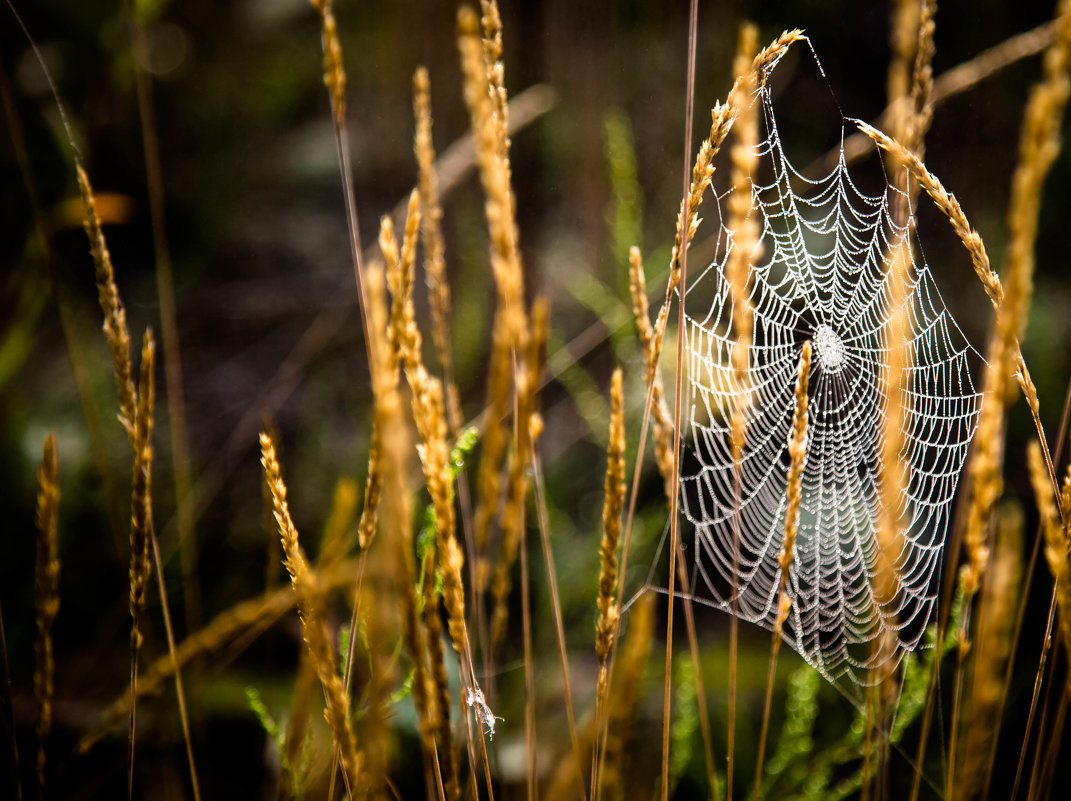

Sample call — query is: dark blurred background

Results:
[2,0,1070,798]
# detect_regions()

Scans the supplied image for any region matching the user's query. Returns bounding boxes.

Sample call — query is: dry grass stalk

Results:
[490,297,548,649]
[127,329,155,797]
[76,163,136,440]
[836,21,1057,170]
[33,433,60,795]
[596,369,627,700]
[260,431,364,794]
[423,548,459,800]
[905,0,937,160]
[459,4,530,603]
[1003,0,1071,345]
[628,248,675,502]
[647,30,805,424]
[855,122,1004,307]
[876,238,911,612]
[1030,442,1071,667]
[129,331,156,654]
[377,205,440,774]
[957,503,1022,801]
[726,22,759,410]
[358,424,382,550]
[752,341,810,801]
[886,0,922,146]
[552,590,656,801]
[78,556,362,755]
[724,25,762,800]
[600,592,655,801]
[380,213,467,658]
[307,1,346,127]
[965,0,1071,598]
[413,66,462,431]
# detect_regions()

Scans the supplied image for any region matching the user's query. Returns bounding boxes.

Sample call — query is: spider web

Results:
[678,73,983,686]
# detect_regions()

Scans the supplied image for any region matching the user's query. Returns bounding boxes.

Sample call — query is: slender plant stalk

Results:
[33,433,59,800]
[532,454,585,801]
[129,7,200,631]
[752,342,811,801]
[662,2,699,799]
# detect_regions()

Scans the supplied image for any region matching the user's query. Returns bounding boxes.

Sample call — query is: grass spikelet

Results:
[906,0,937,159]
[854,122,1003,307]
[726,24,759,415]
[33,433,60,796]
[413,66,461,431]
[358,424,382,551]
[887,0,922,144]
[1003,0,1071,347]
[877,237,910,612]
[129,331,156,657]
[126,330,156,798]
[489,295,547,649]
[601,591,655,801]
[77,557,362,755]
[260,431,364,794]
[752,341,810,800]
[648,30,805,420]
[724,25,761,799]
[307,1,346,127]
[459,4,530,611]
[422,548,459,800]
[596,368,626,696]
[628,247,675,502]
[76,163,136,440]
[376,203,439,785]
[1029,441,1071,665]
[381,211,467,658]
[958,502,1022,801]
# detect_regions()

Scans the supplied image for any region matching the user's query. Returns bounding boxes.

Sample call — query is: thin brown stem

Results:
[149,527,202,801]
[983,370,1071,798]
[533,457,586,800]
[661,3,699,800]
[129,11,200,631]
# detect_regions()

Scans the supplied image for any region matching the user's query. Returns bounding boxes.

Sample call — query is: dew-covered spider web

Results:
[677,61,983,686]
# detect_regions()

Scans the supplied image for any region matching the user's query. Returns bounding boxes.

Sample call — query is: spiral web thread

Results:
[679,77,983,686]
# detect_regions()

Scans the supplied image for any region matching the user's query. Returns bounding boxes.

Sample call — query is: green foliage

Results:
[245,686,302,797]
[670,655,699,791]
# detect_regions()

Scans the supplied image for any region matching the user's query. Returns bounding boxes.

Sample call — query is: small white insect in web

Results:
[679,55,983,685]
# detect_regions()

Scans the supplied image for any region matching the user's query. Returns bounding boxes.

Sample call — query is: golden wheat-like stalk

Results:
[957,503,1022,801]
[413,66,461,432]
[260,431,364,794]
[77,556,361,755]
[600,591,655,801]
[596,369,627,693]
[76,163,136,440]
[627,247,675,501]
[752,341,810,801]
[459,4,531,609]
[306,1,346,126]
[1029,441,1071,666]
[126,328,155,797]
[490,297,548,648]
[855,122,1003,307]
[129,331,156,654]
[33,433,60,794]
[422,548,459,800]
[905,0,937,159]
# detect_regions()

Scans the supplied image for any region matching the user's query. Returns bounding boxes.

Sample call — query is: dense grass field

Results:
[3,1,1071,799]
